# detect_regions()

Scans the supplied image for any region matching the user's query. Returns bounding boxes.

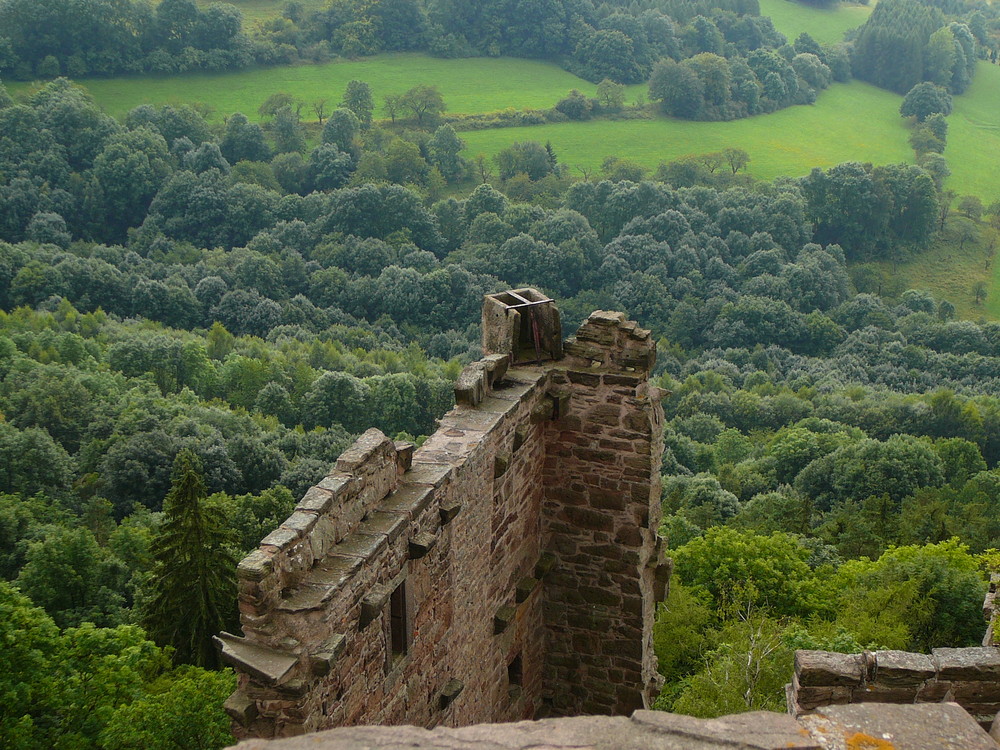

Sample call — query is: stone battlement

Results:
[217,294,670,739]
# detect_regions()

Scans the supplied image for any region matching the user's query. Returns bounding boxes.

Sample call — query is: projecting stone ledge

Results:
[215,632,298,687]
[226,704,998,750]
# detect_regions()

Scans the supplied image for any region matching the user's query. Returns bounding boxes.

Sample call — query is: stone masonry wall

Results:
[540,311,668,716]
[217,303,668,740]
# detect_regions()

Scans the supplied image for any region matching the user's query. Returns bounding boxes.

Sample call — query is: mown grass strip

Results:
[461,80,911,182]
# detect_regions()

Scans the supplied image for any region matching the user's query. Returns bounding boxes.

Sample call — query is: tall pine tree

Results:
[141,450,237,668]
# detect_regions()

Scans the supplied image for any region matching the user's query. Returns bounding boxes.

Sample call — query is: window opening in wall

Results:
[507,653,523,700]
[390,581,408,658]
[507,653,522,686]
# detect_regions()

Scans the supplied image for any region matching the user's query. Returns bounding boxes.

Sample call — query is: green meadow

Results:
[16,54,597,121]
[461,80,911,183]
[875,221,996,319]
[757,0,872,45]
[946,63,1000,205]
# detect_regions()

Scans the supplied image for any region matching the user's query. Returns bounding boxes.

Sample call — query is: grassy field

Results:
[461,80,911,182]
[873,219,996,319]
[8,54,601,122]
[889,62,1000,319]
[947,63,1000,205]
[757,0,873,45]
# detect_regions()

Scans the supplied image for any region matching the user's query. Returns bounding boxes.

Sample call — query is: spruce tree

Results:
[141,450,237,668]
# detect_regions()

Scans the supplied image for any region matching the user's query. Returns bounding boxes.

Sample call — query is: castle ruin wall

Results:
[217,294,669,739]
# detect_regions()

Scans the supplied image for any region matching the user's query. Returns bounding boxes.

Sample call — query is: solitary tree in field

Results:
[257,92,298,119]
[974,281,988,305]
[399,85,445,127]
[141,450,237,668]
[311,98,329,125]
[383,94,402,124]
[341,80,374,130]
[958,195,984,221]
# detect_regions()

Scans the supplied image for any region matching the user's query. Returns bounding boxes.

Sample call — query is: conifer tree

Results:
[141,450,237,668]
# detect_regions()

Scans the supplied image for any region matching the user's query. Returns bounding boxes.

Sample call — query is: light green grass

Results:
[758,0,872,45]
[461,80,911,181]
[7,54,600,122]
[948,63,1000,205]
[757,0,873,45]
[875,220,996,319]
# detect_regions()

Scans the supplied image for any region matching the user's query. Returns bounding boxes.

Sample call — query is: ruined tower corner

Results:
[218,291,672,740]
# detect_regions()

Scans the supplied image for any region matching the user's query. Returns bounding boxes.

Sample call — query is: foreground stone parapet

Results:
[227,704,998,750]
[800,702,998,750]
[221,294,667,739]
[789,646,1000,726]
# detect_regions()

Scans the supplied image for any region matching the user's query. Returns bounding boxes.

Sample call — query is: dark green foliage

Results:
[672,527,818,616]
[0,0,248,78]
[0,50,996,731]
[0,582,233,749]
[900,82,953,121]
[341,79,374,130]
[16,526,125,628]
[495,141,556,181]
[140,451,237,668]
[554,90,594,121]
[852,0,982,95]
[220,113,270,164]
[800,162,939,260]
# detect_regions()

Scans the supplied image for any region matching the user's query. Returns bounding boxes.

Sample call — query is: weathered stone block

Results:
[215,632,297,687]
[260,527,300,551]
[394,442,415,472]
[795,651,864,687]
[512,424,529,452]
[335,429,395,473]
[408,532,437,560]
[852,684,918,703]
[238,549,274,582]
[494,605,516,635]
[516,577,539,603]
[916,679,952,701]
[223,690,259,726]
[567,371,601,387]
[794,684,852,710]
[297,487,334,514]
[282,511,317,535]
[439,502,462,525]
[494,453,510,478]
[359,511,407,543]
[359,584,390,628]
[439,678,464,709]
[454,363,487,407]
[800,702,997,750]
[534,553,556,579]
[874,650,935,686]
[933,647,1000,681]
[310,635,346,677]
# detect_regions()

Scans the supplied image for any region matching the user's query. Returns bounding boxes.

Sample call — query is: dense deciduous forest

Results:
[3,0,1000,745]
